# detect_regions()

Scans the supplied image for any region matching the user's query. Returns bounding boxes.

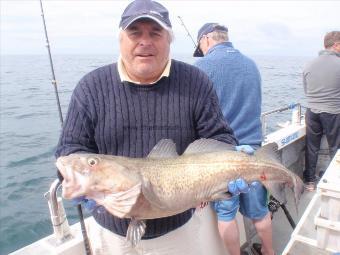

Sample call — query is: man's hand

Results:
[228,178,249,195]
[227,178,262,196]
[72,196,97,212]
[235,145,255,155]
[232,145,261,194]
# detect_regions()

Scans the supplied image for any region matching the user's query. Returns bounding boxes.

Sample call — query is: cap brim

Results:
[122,14,170,30]
[193,45,203,57]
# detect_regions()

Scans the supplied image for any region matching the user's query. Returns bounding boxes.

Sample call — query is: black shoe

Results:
[251,243,262,255]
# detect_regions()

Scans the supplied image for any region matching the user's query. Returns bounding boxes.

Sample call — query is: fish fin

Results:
[255,143,281,162]
[126,218,146,247]
[262,181,287,205]
[292,175,304,215]
[102,183,142,218]
[183,138,234,155]
[147,139,178,158]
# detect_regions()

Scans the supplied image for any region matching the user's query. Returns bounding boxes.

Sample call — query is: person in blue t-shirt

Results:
[194,23,274,255]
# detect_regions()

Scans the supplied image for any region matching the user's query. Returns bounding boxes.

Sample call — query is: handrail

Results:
[261,103,302,139]
[261,103,300,117]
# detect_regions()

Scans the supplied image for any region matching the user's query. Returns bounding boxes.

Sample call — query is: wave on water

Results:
[6,149,56,168]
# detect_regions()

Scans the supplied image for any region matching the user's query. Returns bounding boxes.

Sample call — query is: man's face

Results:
[120,19,170,83]
[333,41,340,53]
[198,34,210,56]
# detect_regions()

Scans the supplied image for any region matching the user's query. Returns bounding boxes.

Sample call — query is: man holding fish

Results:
[55,0,243,254]
[55,1,304,254]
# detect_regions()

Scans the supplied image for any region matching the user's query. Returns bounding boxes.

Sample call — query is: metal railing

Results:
[261,103,302,140]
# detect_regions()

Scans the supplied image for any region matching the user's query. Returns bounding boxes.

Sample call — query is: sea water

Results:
[0,54,310,254]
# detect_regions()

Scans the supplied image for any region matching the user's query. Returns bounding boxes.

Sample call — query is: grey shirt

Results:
[303,50,340,114]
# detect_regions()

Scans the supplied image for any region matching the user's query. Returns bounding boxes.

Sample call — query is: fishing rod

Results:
[39,0,63,126]
[177,16,197,49]
[268,195,296,229]
[38,1,92,254]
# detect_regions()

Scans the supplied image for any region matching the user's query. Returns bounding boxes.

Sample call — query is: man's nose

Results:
[138,33,152,46]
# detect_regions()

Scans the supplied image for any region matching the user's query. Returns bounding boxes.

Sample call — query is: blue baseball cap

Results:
[193,23,228,57]
[119,0,172,30]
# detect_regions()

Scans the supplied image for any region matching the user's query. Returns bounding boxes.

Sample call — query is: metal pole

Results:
[77,205,92,253]
[44,179,72,243]
[261,103,299,117]
[39,1,91,254]
[39,0,63,126]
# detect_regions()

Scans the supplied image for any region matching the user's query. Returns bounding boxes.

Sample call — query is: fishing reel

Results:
[268,195,281,217]
[268,195,296,229]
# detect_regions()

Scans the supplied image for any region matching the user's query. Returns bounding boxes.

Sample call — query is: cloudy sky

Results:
[1,0,339,57]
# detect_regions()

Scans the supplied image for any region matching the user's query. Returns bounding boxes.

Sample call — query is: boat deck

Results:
[260,188,316,254]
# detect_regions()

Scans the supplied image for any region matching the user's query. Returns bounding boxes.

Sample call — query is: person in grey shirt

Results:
[303,31,340,191]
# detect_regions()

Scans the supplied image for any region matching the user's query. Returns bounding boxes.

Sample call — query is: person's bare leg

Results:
[217,219,240,255]
[252,212,274,255]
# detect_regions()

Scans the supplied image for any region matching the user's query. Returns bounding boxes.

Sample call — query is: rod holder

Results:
[44,179,72,245]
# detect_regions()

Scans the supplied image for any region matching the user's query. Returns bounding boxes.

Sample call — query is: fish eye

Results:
[87,157,99,166]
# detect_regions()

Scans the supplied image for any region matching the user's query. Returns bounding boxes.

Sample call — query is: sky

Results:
[1,0,339,57]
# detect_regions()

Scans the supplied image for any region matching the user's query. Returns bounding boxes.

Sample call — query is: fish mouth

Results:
[56,158,72,183]
[56,158,83,199]
[62,181,82,199]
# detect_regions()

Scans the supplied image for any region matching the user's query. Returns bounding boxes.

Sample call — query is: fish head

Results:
[56,153,137,199]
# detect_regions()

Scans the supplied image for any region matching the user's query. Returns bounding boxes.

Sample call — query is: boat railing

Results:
[261,103,302,140]
[44,178,73,245]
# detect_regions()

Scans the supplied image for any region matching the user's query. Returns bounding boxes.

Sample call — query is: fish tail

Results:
[292,174,304,215]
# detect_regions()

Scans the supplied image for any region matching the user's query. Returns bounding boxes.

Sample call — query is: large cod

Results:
[56,138,304,245]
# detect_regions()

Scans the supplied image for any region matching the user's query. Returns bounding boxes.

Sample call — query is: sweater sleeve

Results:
[55,79,98,158]
[194,71,238,145]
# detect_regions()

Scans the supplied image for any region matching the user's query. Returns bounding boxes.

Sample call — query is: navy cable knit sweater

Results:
[55,59,237,238]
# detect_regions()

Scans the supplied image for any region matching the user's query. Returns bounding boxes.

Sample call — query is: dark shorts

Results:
[211,184,268,221]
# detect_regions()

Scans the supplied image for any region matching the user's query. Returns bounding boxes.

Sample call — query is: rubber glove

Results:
[228,178,249,195]
[228,145,259,195]
[228,178,262,196]
[235,145,255,155]
[72,196,97,212]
